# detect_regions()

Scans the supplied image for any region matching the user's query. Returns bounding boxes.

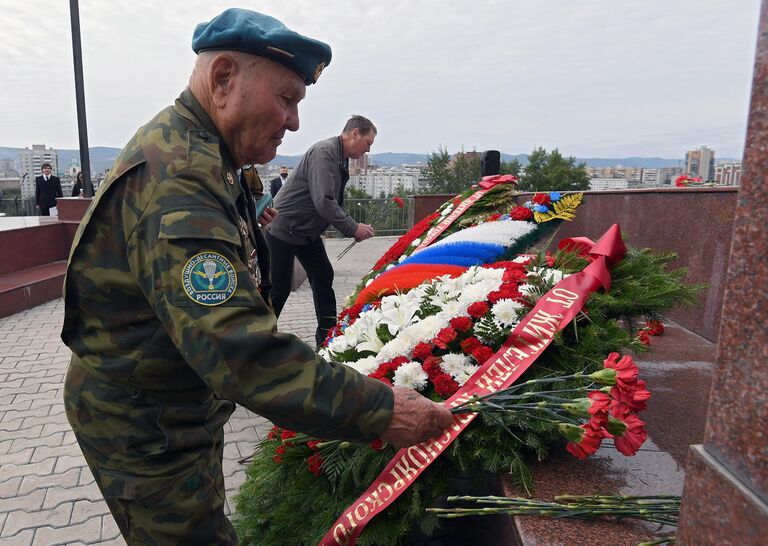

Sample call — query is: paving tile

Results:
[9,432,65,455]
[99,515,121,544]
[0,489,46,513]
[30,443,82,464]
[0,458,55,481]
[18,468,81,496]
[0,528,33,546]
[0,477,22,500]
[0,448,34,466]
[31,517,101,546]
[42,481,103,510]
[3,503,73,536]
[70,499,110,526]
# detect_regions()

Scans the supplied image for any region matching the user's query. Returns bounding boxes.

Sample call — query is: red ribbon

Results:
[478,174,518,190]
[319,225,626,546]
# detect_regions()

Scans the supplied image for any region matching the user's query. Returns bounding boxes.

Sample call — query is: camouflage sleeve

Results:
[126,171,393,442]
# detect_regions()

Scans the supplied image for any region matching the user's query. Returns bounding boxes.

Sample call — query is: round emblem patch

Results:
[182,252,237,306]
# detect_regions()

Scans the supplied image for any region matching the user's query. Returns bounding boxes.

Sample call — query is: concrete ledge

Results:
[0,261,67,318]
[503,321,716,545]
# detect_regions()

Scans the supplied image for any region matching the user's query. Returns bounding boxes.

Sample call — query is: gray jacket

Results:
[267,136,357,245]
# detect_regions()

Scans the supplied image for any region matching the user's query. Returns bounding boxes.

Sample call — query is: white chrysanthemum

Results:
[347,355,379,376]
[519,283,535,296]
[327,334,349,353]
[491,298,526,328]
[377,335,415,363]
[453,364,480,385]
[437,299,466,317]
[385,264,396,270]
[457,278,503,305]
[407,314,448,342]
[513,255,532,264]
[392,361,429,390]
[440,353,472,377]
[365,278,374,286]
[410,238,422,247]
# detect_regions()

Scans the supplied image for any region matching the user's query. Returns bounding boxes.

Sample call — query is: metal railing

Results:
[0,197,37,217]
[324,197,414,237]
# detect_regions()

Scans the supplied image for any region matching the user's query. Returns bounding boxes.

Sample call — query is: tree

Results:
[423,146,480,194]
[517,147,590,192]
[345,186,371,199]
[501,158,522,177]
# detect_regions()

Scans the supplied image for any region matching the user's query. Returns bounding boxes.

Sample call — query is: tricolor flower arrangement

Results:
[674,174,711,187]
[234,185,701,546]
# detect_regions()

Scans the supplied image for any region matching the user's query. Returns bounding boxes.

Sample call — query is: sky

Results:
[0,0,761,159]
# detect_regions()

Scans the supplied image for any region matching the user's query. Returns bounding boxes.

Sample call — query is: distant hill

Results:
[0,145,738,172]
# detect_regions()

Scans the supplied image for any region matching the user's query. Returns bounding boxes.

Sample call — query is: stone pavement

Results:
[0,236,397,546]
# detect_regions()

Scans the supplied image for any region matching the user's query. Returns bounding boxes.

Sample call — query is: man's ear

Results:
[209,54,238,108]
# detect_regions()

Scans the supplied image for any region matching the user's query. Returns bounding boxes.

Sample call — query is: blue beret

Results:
[192,9,332,85]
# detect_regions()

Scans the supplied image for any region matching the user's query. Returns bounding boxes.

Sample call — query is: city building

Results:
[714,162,742,186]
[684,146,715,181]
[348,166,428,196]
[349,153,369,175]
[589,178,629,191]
[18,145,59,199]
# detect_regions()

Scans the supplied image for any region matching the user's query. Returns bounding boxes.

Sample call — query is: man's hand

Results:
[354,223,375,242]
[259,207,278,226]
[379,387,454,449]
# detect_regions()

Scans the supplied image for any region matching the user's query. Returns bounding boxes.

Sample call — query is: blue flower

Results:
[499,214,510,221]
[537,205,549,213]
[550,192,561,202]
[361,304,373,313]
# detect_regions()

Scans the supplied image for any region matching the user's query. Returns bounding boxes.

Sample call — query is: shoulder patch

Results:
[182,252,237,306]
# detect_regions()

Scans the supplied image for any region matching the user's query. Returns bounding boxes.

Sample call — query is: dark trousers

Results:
[267,231,337,347]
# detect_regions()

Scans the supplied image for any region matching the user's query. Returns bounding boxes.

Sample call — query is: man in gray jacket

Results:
[266,115,376,346]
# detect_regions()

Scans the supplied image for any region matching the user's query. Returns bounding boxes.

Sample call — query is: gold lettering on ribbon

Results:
[545,288,580,308]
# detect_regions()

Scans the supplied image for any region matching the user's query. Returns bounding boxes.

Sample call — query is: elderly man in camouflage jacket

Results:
[61,9,451,545]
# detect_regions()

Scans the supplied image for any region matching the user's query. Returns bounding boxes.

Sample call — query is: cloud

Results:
[0,0,759,159]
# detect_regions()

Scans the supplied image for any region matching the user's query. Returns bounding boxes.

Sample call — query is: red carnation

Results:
[307,452,324,476]
[607,414,648,456]
[587,390,612,419]
[638,330,651,345]
[433,373,460,397]
[369,439,385,451]
[532,192,551,205]
[393,196,405,208]
[460,337,482,354]
[467,301,490,318]
[645,320,664,336]
[545,251,556,267]
[422,356,443,377]
[449,316,473,332]
[280,430,296,443]
[307,440,321,451]
[487,213,502,221]
[471,345,495,364]
[509,206,533,220]
[612,379,651,413]
[566,423,605,460]
[412,342,434,361]
[273,444,286,464]
[267,426,279,440]
[434,327,458,349]
[602,352,638,394]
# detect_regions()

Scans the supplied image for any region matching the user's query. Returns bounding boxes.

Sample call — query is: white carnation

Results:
[392,361,429,391]
[440,353,472,377]
[453,364,480,385]
[328,334,349,353]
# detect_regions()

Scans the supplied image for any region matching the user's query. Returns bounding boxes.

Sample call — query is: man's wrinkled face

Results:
[221,57,306,166]
[41,166,52,176]
[348,129,375,159]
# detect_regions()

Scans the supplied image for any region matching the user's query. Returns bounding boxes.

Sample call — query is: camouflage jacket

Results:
[61,88,393,443]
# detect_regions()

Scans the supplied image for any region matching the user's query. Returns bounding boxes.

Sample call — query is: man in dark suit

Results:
[35,163,63,216]
[268,165,288,198]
